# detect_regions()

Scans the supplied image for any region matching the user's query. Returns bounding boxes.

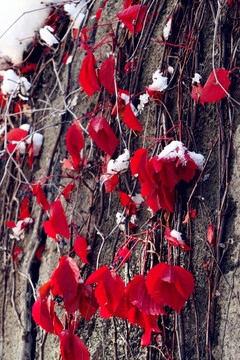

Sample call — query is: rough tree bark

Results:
[0,1,239,359]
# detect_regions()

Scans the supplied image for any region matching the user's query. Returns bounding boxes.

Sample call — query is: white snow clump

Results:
[192,73,202,84]
[40,25,59,46]
[64,0,87,29]
[107,148,130,174]
[163,16,172,40]
[0,69,31,99]
[148,70,168,92]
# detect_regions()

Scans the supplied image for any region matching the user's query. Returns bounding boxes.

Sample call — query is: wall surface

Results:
[0,1,239,359]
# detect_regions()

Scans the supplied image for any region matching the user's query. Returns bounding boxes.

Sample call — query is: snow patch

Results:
[107,149,130,174]
[148,70,168,92]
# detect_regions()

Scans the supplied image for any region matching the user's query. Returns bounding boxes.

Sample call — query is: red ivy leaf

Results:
[207,224,215,247]
[59,330,89,360]
[127,275,165,316]
[119,190,137,216]
[79,50,101,96]
[103,174,119,193]
[116,5,148,34]
[13,248,23,263]
[5,220,16,228]
[192,69,231,105]
[98,56,115,94]
[86,266,128,319]
[35,244,45,261]
[123,103,142,132]
[43,200,69,241]
[78,282,99,321]
[127,306,161,346]
[164,227,192,251]
[200,69,230,103]
[63,184,76,199]
[50,256,80,314]
[2,128,28,142]
[88,116,119,156]
[32,281,63,335]
[32,183,50,213]
[20,196,30,220]
[66,120,84,169]
[146,263,195,313]
[74,236,89,264]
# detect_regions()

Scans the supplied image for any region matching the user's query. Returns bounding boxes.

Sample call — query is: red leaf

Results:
[200,69,230,103]
[59,330,89,360]
[98,56,115,94]
[103,174,119,193]
[2,128,28,142]
[66,120,84,169]
[123,103,142,132]
[79,50,101,96]
[86,266,128,319]
[127,306,161,346]
[20,196,30,220]
[28,143,34,169]
[43,200,69,241]
[119,190,137,216]
[78,282,99,321]
[88,116,119,156]
[50,256,80,314]
[207,224,215,247]
[36,244,45,261]
[191,83,204,105]
[13,248,23,263]
[63,184,75,199]
[192,69,231,105]
[32,183,50,213]
[32,281,63,334]
[5,221,16,228]
[116,5,148,34]
[127,275,165,315]
[74,236,89,264]
[96,8,102,22]
[146,263,194,313]
[164,227,192,251]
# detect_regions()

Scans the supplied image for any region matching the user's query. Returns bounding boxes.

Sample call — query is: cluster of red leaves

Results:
[43,200,70,242]
[131,142,202,213]
[191,69,231,105]
[32,256,97,359]
[32,255,194,349]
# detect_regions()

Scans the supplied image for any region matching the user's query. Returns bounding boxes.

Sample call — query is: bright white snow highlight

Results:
[148,70,168,92]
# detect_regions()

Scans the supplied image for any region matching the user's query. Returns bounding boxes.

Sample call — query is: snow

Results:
[170,229,182,242]
[192,73,202,84]
[158,141,205,170]
[107,148,130,174]
[163,16,172,41]
[64,0,87,29]
[26,132,43,156]
[132,193,144,208]
[120,92,130,105]
[116,212,126,232]
[0,69,31,98]
[39,25,59,46]
[0,1,61,66]
[148,70,168,92]
[138,92,149,111]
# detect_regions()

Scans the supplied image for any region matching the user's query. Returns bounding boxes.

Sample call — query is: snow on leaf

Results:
[79,50,101,96]
[116,5,148,34]
[39,25,59,46]
[74,236,89,264]
[43,200,69,241]
[146,263,195,313]
[32,183,50,213]
[66,120,84,169]
[88,116,119,156]
[164,227,192,251]
[59,330,90,360]
[123,102,142,132]
[98,56,115,94]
